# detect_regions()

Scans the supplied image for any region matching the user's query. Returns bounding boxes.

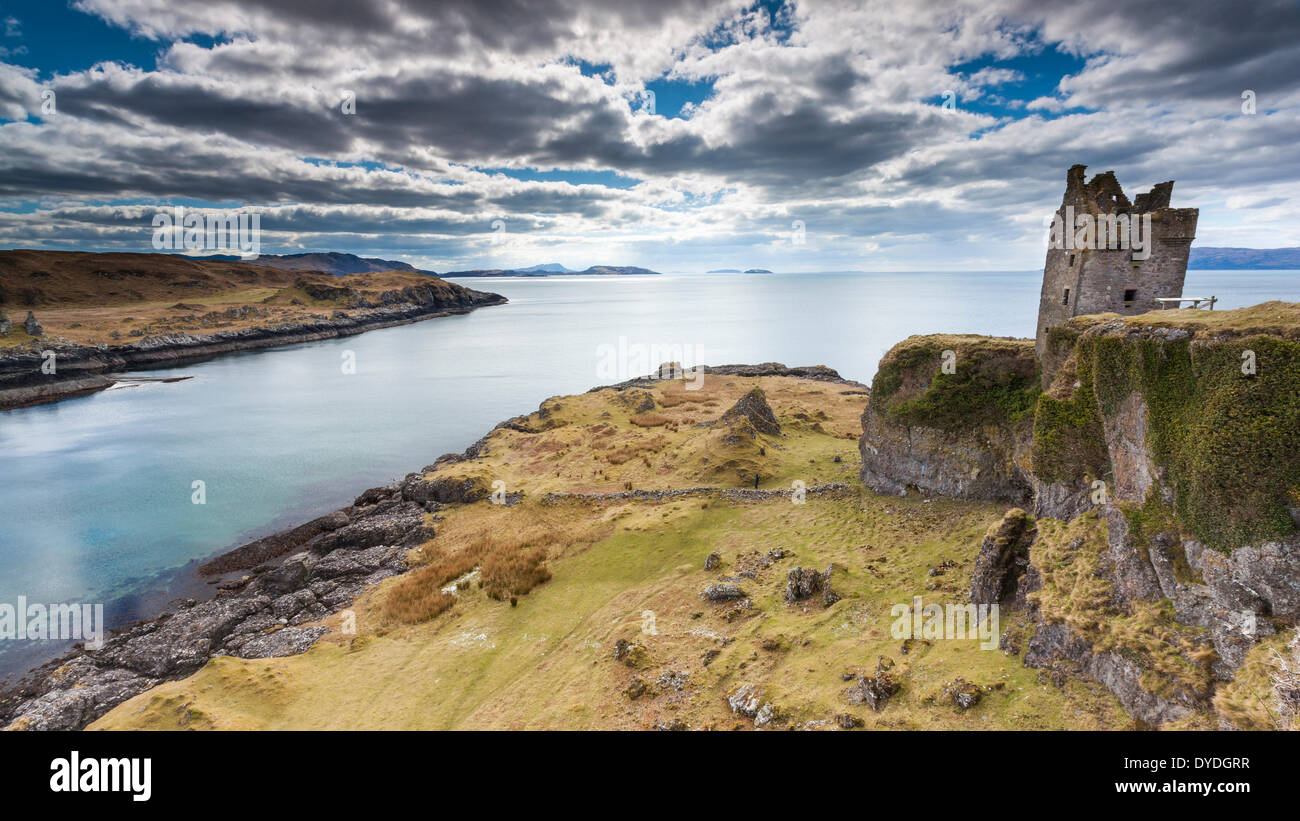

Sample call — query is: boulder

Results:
[701,583,747,602]
[970,508,1037,604]
[623,678,647,700]
[937,678,983,710]
[844,672,899,711]
[719,387,781,436]
[613,639,647,667]
[727,683,764,717]
[784,565,838,606]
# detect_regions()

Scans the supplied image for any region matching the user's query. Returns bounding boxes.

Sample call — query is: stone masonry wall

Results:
[1035,165,1198,359]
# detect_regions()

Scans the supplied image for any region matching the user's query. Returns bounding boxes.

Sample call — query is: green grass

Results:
[0,326,37,348]
[1030,341,1110,485]
[93,486,1130,730]
[870,335,1040,431]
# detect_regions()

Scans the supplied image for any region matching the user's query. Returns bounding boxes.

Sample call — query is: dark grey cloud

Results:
[0,0,1297,267]
[996,0,1300,105]
[81,0,735,62]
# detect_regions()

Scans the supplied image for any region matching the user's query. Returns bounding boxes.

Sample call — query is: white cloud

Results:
[0,0,1296,269]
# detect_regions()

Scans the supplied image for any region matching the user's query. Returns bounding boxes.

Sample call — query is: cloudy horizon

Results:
[1,0,1298,273]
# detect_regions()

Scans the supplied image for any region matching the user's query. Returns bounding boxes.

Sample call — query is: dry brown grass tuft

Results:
[657,380,725,408]
[630,412,671,427]
[481,548,552,600]
[382,548,479,624]
[605,434,668,464]
[381,504,610,625]
[383,586,455,624]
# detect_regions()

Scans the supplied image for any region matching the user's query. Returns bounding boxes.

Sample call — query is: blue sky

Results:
[1,0,1297,272]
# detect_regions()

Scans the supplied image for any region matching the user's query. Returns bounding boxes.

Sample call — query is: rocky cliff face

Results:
[858,335,1038,502]
[866,302,1300,728]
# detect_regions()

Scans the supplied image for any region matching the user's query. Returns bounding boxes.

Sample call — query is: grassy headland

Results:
[93,370,1125,730]
[0,249,498,349]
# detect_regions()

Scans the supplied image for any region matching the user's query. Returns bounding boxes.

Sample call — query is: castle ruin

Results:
[1035,164,1198,358]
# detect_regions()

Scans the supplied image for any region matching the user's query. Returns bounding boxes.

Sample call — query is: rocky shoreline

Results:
[0,288,506,411]
[0,450,513,729]
[0,361,853,730]
[0,482,437,730]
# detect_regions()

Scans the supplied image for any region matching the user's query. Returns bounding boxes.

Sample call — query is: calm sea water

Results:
[0,269,1294,677]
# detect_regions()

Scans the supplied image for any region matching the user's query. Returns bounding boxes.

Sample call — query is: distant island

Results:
[444,265,660,277]
[706,268,773,273]
[1188,247,1300,269]
[512,263,575,273]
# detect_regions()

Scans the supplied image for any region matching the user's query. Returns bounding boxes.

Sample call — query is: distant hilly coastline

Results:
[200,251,439,277]
[191,253,660,277]
[1188,247,1300,269]
[706,268,773,273]
[513,263,575,273]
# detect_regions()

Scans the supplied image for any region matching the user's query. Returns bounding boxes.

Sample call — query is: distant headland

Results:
[1187,247,1300,269]
[0,250,505,410]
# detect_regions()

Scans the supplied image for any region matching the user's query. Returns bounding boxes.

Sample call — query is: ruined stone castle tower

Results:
[1035,164,1198,358]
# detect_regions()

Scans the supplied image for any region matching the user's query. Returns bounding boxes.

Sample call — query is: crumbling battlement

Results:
[1035,165,1199,363]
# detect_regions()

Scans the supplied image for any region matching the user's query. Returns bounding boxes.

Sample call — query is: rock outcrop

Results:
[858,334,1038,501]
[719,388,782,436]
[1037,308,1299,725]
[701,583,747,602]
[844,670,899,711]
[784,565,839,606]
[862,302,1300,728]
[970,508,1036,605]
[400,470,493,505]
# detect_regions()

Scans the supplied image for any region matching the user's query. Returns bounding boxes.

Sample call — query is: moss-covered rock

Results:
[1032,307,1300,553]
[859,335,1039,501]
[1025,513,1216,722]
[870,334,1040,431]
[1030,330,1111,490]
